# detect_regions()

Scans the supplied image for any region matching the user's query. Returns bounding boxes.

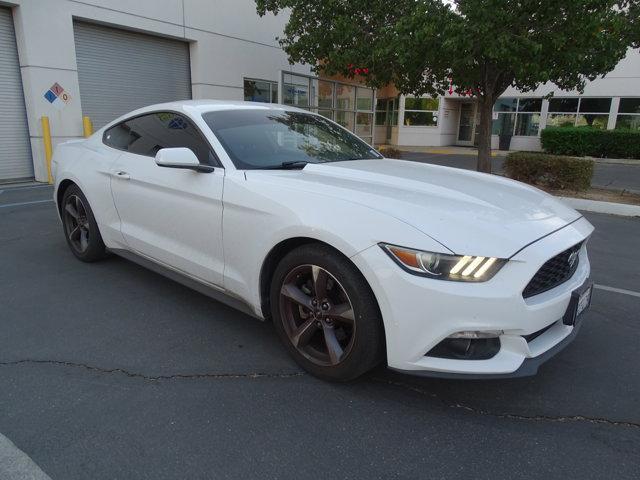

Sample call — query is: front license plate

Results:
[563,282,593,326]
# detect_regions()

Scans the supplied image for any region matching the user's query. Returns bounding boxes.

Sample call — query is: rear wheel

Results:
[270,244,385,381]
[61,185,107,262]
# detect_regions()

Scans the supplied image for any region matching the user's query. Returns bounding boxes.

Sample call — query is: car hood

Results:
[246,159,582,258]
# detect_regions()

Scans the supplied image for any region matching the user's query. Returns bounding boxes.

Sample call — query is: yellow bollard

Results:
[82,116,93,138]
[41,116,53,184]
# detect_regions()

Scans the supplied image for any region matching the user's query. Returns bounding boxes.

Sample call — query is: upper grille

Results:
[522,242,582,298]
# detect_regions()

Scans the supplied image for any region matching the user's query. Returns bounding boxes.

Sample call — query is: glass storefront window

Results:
[336,84,355,110]
[615,115,640,130]
[335,110,355,131]
[494,97,518,112]
[356,112,373,136]
[492,113,515,135]
[375,99,387,126]
[244,79,277,103]
[403,96,439,126]
[318,109,333,120]
[283,73,310,107]
[282,73,374,144]
[318,80,334,109]
[493,98,541,136]
[515,113,541,136]
[546,114,577,128]
[356,88,374,111]
[579,98,611,113]
[548,98,579,113]
[619,98,640,114]
[576,114,609,129]
[518,98,543,112]
[616,99,640,130]
[405,97,439,110]
[404,111,438,126]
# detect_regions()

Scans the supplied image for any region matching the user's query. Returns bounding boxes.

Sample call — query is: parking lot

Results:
[1,182,639,479]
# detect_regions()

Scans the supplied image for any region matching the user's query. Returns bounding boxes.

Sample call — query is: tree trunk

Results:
[476,97,494,174]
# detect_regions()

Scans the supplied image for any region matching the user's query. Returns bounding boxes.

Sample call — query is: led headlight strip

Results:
[381,244,505,282]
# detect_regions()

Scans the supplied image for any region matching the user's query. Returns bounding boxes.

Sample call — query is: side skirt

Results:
[109,248,263,321]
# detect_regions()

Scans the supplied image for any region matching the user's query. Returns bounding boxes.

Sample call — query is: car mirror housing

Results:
[155,148,214,172]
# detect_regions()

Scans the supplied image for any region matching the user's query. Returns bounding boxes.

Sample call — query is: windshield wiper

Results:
[261,161,309,170]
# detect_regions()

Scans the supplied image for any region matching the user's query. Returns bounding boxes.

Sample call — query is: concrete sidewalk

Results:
[0,434,51,480]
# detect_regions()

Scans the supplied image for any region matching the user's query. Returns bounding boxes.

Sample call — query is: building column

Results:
[12,0,84,182]
[608,97,620,130]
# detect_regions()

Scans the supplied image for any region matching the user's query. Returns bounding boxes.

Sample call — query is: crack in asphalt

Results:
[3,360,638,429]
[0,359,304,381]
[375,378,640,430]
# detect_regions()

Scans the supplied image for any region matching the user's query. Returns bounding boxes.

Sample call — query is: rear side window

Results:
[103,112,218,166]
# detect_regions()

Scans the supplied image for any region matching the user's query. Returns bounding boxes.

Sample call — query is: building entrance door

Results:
[456,102,477,146]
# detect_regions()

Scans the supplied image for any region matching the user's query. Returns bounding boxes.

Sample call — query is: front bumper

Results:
[351,216,594,377]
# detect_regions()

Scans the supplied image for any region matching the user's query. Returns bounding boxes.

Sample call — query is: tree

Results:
[256,0,638,173]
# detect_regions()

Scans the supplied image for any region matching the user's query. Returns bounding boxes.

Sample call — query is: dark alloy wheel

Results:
[279,264,356,366]
[60,185,107,262]
[64,194,91,254]
[270,244,385,382]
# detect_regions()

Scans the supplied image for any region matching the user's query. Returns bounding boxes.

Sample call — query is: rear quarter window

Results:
[103,123,132,150]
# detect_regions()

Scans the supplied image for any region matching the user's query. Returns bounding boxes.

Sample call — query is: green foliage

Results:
[541,127,640,159]
[256,0,637,172]
[255,0,637,98]
[504,152,594,191]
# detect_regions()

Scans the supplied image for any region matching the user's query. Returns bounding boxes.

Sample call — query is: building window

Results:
[282,73,375,144]
[492,97,541,136]
[615,98,640,130]
[547,97,611,129]
[576,98,611,129]
[375,98,399,127]
[244,78,278,103]
[403,97,439,126]
[283,73,310,107]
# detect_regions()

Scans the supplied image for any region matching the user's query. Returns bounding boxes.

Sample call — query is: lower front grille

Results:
[523,242,582,298]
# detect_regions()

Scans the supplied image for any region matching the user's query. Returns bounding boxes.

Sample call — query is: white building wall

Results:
[7,0,310,182]
[389,48,640,151]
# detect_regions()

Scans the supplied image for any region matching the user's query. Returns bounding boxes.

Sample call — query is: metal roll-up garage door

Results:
[0,7,33,182]
[74,22,192,129]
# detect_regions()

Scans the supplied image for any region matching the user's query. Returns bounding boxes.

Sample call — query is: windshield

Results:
[202,109,382,170]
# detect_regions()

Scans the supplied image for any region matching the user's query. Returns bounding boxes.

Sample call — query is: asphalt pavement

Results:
[399,151,640,194]
[1,183,639,479]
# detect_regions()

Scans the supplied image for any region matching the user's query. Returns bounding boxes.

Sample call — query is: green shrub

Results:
[378,146,402,158]
[541,127,640,159]
[504,151,594,191]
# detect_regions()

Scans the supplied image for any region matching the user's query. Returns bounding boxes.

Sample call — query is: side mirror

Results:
[155,148,214,173]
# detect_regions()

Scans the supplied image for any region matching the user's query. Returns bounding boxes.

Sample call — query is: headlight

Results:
[380,243,506,282]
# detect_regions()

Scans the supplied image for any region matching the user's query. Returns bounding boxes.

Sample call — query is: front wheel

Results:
[61,185,107,262]
[270,244,385,381]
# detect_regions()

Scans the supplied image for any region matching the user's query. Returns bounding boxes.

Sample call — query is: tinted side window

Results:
[105,112,217,165]
[104,122,132,150]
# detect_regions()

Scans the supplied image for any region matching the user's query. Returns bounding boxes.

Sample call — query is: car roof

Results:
[100,99,310,132]
[134,99,308,115]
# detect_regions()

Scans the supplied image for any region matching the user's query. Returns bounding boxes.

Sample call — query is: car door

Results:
[107,111,225,286]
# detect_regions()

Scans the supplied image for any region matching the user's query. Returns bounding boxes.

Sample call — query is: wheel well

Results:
[56,179,76,216]
[259,237,336,319]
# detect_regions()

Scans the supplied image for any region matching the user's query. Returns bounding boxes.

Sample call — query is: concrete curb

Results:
[0,433,51,480]
[558,196,640,217]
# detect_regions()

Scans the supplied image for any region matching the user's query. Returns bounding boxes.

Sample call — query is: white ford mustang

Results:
[52,100,594,381]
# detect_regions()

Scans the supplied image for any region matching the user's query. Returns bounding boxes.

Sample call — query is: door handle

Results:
[113,170,131,180]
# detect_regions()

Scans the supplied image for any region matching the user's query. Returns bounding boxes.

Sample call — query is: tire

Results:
[60,185,107,262]
[270,243,385,381]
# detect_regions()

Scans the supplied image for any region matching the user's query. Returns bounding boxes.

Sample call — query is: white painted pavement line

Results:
[594,284,640,299]
[0,433,52,480]
[0,199,54,209]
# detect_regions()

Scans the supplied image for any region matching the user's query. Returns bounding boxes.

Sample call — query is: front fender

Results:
[221,172,448,315]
